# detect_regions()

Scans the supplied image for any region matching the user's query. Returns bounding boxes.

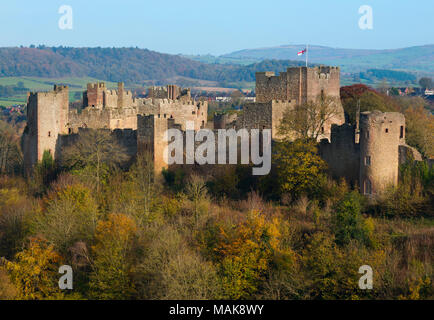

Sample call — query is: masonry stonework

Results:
[22,66,422,197]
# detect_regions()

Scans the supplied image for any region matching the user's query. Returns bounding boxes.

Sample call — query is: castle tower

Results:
[359,111,405,196]
[255,66,342,105]
[255,66,345,141]
[137,114,170,175]
[23,85,69,169]
[85,82,106,108]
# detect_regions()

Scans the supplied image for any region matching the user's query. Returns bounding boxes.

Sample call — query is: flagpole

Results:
[306,44,308,67]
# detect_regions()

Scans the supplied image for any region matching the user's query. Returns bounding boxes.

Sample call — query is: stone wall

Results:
[319,124,360,186]
[136,99,207,131]
[238,100,296,139]
[213,113,237,129]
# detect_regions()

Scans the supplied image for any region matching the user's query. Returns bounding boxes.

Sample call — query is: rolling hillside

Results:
[0,45,431,106]
[0,47,306,87]
[220,44,434,74]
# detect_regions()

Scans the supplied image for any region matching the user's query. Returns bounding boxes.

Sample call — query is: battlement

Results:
[256,71,276,78]
[54,85,69,92]
[87,82,106,90]
[360,111,405,126]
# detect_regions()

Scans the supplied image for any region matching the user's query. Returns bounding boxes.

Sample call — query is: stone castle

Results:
[22,66,421,196]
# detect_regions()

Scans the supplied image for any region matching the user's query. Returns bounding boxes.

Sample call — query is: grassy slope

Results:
[0,76,119,105]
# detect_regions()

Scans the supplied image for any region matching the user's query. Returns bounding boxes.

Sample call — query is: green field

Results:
[0,76,119,106]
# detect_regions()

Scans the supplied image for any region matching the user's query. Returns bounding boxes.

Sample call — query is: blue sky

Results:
[0,0,432,55]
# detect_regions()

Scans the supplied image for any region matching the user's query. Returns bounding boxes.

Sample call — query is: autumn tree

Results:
[33,184,100,254]
[6,238,65,300]
[340,84,398,124]
[403,105,434,158]
[272,139,327,199]
[213,211,282,299]
[88,213,138,300]
[0,184,31,259]
[137,225,222,299]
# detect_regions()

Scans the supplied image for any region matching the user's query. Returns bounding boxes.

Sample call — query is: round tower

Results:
[359,111,405,196]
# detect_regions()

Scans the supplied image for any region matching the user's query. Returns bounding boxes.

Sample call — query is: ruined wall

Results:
[319,124,360,186]
[23,85,69,169]
[359,111,405,195]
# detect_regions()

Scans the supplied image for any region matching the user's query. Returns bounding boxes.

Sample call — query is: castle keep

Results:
[23,66,420,196]
[237,66,345,140]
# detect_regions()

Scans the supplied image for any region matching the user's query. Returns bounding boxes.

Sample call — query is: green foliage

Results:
[360,69,417,83]
[31,150,56,195]
[162,168,186,192]
[332,192,373,246]
[377,161,434,217]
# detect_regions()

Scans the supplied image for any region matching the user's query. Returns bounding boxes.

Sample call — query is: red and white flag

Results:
[297,48,307,56]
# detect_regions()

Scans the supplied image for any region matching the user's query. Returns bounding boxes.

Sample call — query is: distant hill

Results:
[0,46,431,91]
[220,44,434,75]
[0,47,306,87]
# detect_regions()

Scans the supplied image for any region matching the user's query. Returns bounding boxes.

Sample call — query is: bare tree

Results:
[61,129,128,192]
[0,121,22,174]
[129,151,157,220]
[278,95,341,141]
